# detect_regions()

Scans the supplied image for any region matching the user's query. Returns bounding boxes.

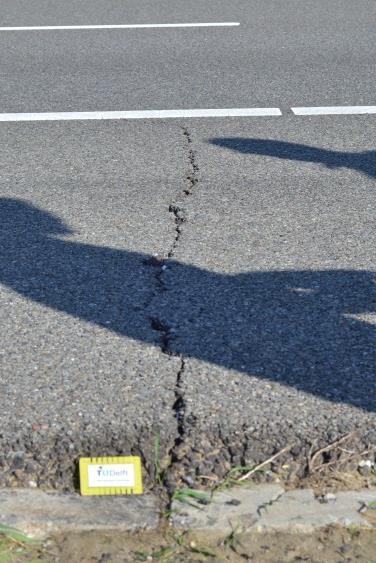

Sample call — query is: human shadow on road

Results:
[209,138,376,178]
[0,198,375,412]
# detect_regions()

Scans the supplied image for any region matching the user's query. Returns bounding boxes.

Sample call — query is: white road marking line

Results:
[0,108,282,122]
[0,22,240,31]
[292,106,376,115]
[345,313,376,326]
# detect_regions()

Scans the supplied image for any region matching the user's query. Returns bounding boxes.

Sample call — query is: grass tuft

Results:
[172,488,211,508]
[0,525,47,563]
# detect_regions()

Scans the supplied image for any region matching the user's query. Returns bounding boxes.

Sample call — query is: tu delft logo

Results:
[96,465,130,479]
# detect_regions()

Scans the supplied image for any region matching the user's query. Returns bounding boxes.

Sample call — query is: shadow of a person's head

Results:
[0,197,72,238]
[0,197,374,412]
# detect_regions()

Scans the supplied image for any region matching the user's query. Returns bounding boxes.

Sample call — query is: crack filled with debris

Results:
[167,127,199,258]
[181,126,199,196]
[167,204,186,259]
[145,127,199,493]
[171,357,186,445]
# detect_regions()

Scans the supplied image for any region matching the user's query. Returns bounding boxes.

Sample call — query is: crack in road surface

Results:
[146,127,199,487]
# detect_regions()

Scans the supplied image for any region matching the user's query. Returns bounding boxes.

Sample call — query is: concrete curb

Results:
[0,489,160,539]
[0,486,374,540]
[172,485,376,535]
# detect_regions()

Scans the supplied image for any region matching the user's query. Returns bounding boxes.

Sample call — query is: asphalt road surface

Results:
[0,0,375,490]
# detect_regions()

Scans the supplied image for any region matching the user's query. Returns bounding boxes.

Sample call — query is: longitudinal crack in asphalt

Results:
[150,318,173,356]
[146,127,199,490]
[167,127,198,257]
[181,126,199,196]
[167,204,186,259]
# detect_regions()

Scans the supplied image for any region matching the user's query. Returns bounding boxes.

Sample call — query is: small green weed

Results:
[214,465,262,492]
[134,544,177,561]
[0,524,37,545]
[189,542,217,558]
[348,524,361,540]
[154,434,163,485]
[222,522,244,555]
[153,434,172,486]
[172,488,211,508]
[133,532,217,561]
[0,525,47,563]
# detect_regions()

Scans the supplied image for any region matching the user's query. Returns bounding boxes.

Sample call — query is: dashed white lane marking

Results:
[1,107,374,122]
[0,22,240,31]
[292,106,376,115]
[0,108,282,122]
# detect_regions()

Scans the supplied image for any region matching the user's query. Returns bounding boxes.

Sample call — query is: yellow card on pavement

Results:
[79,456,143,496]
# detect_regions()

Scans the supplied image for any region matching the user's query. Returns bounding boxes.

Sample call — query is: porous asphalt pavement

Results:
[0,0,375,490]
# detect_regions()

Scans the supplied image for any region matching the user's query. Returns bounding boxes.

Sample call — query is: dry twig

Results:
[313,447,375,473]
[237,445,292,482]
[308,431,358,473]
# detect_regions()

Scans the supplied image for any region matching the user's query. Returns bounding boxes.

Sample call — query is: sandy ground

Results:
[21,525,376,562]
